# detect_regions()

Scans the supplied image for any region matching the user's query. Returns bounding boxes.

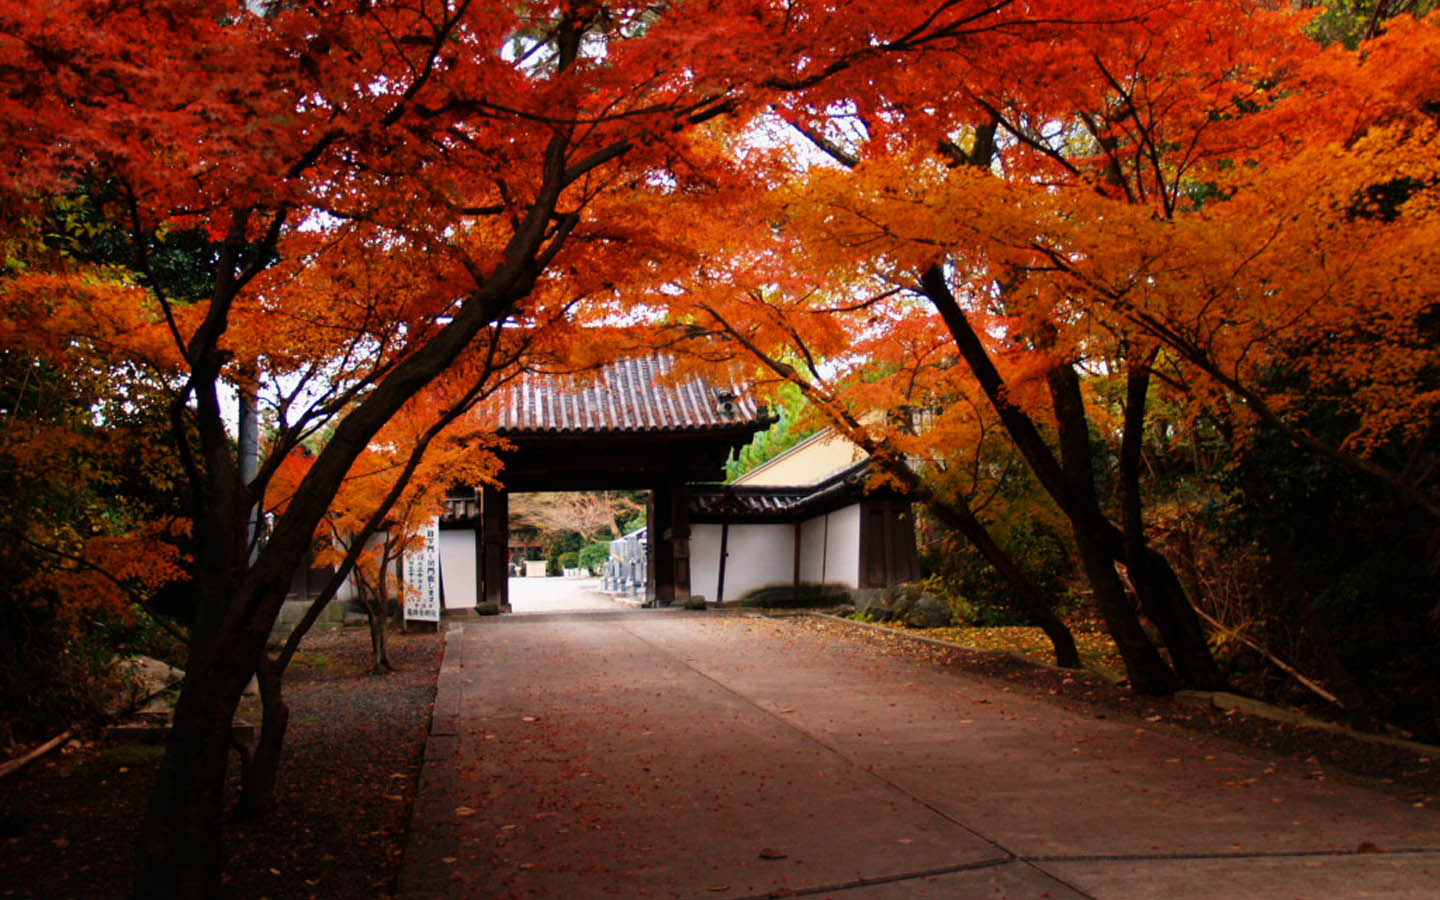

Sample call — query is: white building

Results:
[685,426,920,604]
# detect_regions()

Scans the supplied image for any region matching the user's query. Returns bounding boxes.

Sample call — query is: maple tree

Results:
[6,2,1101,895]
[275,394,504,673]
[510,490,644,548]
[898,8,1440,715]
[238,364,513,819]
[647,1,1440,712]
[5,0,1439,894]
[1,2,719,893]
[739,1,1317,694]
[0,191,202,745]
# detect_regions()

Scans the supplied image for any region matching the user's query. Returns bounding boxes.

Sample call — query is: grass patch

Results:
[290,651,338,671]
[74,741,166,780]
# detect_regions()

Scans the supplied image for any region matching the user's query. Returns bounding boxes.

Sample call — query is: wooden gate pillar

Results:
[648,488,667,606]
[672,480,691,604]
[477,485,510,614]
[650,479,691,607]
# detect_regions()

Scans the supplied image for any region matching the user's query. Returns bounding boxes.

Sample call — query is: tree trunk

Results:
[920,267,1178,692]
[1117,356,1229,690]
[1046,362,1178,694]
[368,595,393,674]
[234,657,289,821]
[135,333,260,898]
[357,562,394,674]
[1072,525,1176,693]
[133,121,574,899]
[133,604,260,898]
[1128,544,1228,688]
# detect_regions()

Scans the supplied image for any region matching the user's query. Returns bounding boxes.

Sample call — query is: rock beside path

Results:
[854,583,956,628]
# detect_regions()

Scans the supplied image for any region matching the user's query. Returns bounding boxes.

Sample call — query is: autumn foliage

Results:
[2,1,1439,897]
[642,3,1440,719]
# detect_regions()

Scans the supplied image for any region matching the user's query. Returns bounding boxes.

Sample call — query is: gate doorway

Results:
[505,489,647,614]
[505,573,627,614]
[437,357,772,615]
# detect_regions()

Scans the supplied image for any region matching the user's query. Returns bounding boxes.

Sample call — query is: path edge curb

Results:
[397,623,465,900]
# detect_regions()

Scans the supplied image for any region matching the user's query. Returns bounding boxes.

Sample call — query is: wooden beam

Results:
[716,517,731,606]
[895,502,921,583]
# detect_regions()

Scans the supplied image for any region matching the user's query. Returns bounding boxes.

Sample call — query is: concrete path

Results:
[400,612,1440,899]
[506,576,630,615]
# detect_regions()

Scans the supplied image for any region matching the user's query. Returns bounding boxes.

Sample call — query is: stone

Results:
[852,588,897,620]
[103,656,184,718]
[854,584,955,628]
[901,591,955,628]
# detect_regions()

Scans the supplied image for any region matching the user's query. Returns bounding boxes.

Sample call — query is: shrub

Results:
[917,513,1075,628]
[578,542,610,572]
[0,595,179,747]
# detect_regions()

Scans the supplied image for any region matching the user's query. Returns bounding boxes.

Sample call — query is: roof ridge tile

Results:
[490,355,767,436]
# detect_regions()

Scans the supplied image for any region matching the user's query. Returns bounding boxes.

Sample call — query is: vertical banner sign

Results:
[403,517,442,623]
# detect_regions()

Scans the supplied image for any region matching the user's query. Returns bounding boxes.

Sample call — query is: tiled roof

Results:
[689,461,901,522]
[493,356,767,435]
[689,487,813,519]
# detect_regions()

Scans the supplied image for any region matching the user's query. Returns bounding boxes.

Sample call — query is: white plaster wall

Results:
[438,528,477,610]
[823,504,861,587]
[797,515,829,583]
[795,504,862,587]
[690,524,722,603]
[690,522,795,603]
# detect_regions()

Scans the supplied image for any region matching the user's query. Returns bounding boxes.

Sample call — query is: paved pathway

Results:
[401,611,1440,899]
[507,576,631,615]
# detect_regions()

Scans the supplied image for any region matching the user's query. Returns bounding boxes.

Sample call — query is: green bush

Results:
[557,550,579,570]
[917,511,1075,628]
[0,595,180,747]
[578,542,610,572]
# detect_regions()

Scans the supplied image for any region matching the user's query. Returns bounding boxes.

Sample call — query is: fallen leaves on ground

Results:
[885,623,1125,671]
[0,626,444,900]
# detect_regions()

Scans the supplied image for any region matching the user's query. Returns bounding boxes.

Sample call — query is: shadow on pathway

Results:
[401,613,1440,899]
